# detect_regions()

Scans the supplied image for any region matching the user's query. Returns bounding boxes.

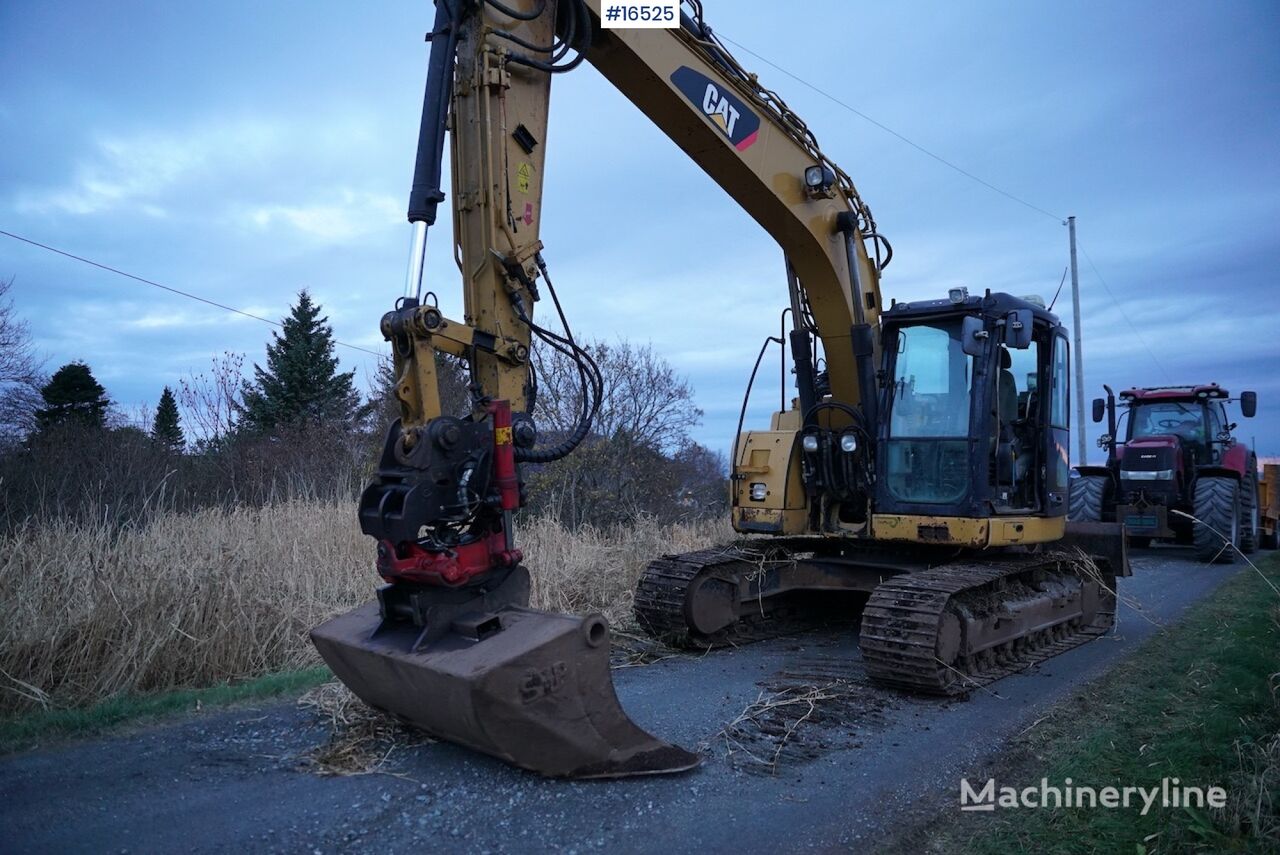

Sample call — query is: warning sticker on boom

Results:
[516,162,532,194]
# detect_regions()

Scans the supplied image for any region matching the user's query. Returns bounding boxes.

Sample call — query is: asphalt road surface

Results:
[1,546,1241,853]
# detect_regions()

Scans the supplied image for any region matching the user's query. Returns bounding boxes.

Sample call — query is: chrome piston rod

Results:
[403,221,429,302]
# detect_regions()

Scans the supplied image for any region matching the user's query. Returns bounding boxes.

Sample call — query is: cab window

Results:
[1050,336,1069,429]
[887,322,972,438]
[1207,403,1226,439]
[884,320,972,504]
[1131,402,1204,442]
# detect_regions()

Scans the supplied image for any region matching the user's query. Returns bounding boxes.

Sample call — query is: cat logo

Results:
[670,66,761,151]
[702,84,740,136]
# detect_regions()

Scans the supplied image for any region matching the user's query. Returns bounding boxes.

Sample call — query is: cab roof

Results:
[1120,384,1228,402]
[883,290,1060,326]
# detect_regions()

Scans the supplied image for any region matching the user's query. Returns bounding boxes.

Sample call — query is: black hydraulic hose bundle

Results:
[803,400,873,501]
[508,254,603,464]
[483,0,545,20]
[406,0,599,464]
[730,333,785,478]
[494,0,592,74]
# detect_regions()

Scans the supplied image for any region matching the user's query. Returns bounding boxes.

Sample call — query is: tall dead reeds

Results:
[0,502,725,714]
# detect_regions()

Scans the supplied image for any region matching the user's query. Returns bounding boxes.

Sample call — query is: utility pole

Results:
[1068,216,1086,465]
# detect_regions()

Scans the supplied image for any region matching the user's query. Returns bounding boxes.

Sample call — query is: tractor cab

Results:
[1119,385,1241,472]
[875,289,1071,523]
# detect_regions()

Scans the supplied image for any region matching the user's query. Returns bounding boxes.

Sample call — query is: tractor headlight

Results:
[948,287,969,304]
[802,434,820,453]
[749,482,768,501]
[1122,470,1173,481]
[840,433,858,453]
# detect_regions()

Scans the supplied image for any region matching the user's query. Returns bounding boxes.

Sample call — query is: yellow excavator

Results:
[311,0,1129,778]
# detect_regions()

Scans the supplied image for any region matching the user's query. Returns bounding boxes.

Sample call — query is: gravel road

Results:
[0,546,1240,853]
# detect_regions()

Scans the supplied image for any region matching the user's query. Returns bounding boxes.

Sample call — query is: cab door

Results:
[1043,333,1071,516]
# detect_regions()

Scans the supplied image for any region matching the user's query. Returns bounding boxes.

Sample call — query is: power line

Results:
[1078,245,1170,382]
[719,34,1172,382]
[716,33,1066,223]
[0,228,384,358]
[3,44,1164,385]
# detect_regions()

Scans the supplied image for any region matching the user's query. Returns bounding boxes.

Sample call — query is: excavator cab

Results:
[876,290,1070,529]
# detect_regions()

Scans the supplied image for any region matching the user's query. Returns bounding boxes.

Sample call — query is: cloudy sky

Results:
[3,0,1278,460]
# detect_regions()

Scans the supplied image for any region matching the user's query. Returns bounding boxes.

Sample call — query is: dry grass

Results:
[296,681,433,777]
[521,513,729,627]
[718,681,854,773]
[0,501,726,715]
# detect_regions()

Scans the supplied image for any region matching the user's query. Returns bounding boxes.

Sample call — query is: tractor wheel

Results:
[1239,459,1259,554]
[1192,477,1240,564]
[1129,536,1153,549]
[1068,475,1108,522]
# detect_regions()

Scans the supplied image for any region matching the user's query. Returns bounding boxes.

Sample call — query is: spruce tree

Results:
[151,386,185,451]
[35,361,110,431]
[240,290,363,434]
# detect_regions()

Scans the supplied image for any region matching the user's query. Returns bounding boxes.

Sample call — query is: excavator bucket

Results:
[310,590,699,779]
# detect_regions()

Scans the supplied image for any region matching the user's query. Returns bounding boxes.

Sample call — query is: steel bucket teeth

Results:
[311,601,700,779]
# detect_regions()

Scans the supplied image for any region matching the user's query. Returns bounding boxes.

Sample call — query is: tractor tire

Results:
[1239,459,1259,554]
[1192,477,1240,564]
[1068,475,1108,523]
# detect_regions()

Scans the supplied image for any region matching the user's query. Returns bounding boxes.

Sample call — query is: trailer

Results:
[1260,462,1279,550]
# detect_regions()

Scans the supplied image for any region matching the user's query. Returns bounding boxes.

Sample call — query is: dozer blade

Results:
[1060,520,1132,577]
[310,601,700,779]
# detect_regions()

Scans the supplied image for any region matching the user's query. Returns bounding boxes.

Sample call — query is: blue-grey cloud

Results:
[2,0,1277,461]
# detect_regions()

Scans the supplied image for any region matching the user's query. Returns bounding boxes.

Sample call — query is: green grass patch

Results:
[936,555,1280,853]
[0,666,332,755]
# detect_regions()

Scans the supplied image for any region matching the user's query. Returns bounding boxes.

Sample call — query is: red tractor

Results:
[1070,383,1261,562]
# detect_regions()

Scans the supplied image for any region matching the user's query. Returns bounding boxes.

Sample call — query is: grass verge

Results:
[0,666,332,755]
[924,554,1280,853]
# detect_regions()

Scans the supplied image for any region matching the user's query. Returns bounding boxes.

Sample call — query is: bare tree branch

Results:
[0,278,46,442]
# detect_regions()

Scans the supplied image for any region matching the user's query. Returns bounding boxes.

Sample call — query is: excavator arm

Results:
[359,0,887,586]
